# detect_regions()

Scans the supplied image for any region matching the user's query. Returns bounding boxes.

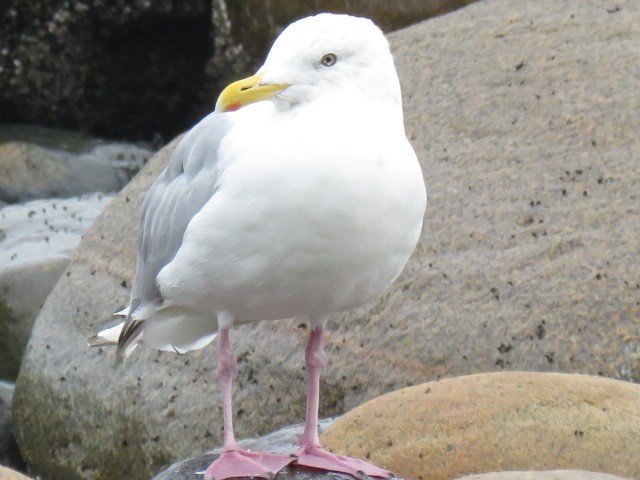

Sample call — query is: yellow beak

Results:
[214,73,290,113]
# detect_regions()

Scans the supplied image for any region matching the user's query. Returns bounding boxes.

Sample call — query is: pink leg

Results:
[204,329,294,480]
[293,326,393,479]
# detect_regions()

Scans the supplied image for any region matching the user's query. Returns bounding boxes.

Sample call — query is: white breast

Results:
[157,101,426,321]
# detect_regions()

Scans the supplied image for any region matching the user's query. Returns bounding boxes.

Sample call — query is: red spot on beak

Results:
[225,102,243,112]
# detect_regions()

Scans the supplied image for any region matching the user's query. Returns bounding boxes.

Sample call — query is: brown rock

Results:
[322,372,640,480]
[454,471,632,480]
[12,1,640,480]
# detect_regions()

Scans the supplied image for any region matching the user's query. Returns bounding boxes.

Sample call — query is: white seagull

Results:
[90,13,426,480]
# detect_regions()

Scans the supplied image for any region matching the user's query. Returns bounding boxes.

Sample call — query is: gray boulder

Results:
[0,194,113,380]
[12,1,640,480]
[0,125,153,203]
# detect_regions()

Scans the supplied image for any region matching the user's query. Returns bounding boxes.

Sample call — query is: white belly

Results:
[158,112,426,321]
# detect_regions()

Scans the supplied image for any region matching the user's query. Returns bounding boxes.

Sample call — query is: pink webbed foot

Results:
[203,448,295,480]
[293,445,393,479]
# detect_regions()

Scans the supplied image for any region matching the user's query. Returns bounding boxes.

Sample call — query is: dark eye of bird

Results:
[320,53,337,67]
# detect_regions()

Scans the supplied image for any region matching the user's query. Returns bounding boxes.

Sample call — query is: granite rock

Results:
[12,1,640,480]
[322,372,640,480]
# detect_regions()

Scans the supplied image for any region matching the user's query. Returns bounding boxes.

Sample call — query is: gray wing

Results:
[117,112,232,355]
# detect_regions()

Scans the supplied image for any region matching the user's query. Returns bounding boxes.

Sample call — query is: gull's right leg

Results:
[204,328,294,480]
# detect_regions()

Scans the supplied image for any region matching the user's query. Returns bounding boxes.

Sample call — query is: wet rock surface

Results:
[322,372,640,480]
[0,194,113,380]
[11,1,640,479]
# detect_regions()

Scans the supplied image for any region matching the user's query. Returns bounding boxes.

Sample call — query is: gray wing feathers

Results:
[116,112,232,357]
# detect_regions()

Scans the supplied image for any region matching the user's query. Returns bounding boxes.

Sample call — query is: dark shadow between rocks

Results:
[0,2,214,142]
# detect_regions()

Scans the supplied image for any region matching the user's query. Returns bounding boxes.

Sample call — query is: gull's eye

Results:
[320,53,337,67]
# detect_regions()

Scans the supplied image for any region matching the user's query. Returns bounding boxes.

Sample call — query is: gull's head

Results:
[215,13,401,113]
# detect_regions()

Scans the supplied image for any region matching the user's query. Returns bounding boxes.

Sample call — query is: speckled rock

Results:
[0,466,32,480]
[322,372,640,480]
[454,472,632,480]
[0,194,113,380]
[12,1,640,480]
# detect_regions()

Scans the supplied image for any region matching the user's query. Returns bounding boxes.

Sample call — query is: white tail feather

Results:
[113,306,130,317]
[87,322,125,347]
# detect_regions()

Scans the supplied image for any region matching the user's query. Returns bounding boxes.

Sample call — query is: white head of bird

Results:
[215,13,402,115]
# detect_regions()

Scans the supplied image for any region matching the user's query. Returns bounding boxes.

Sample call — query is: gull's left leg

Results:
[293,324,393,478]
[204,328,294,480]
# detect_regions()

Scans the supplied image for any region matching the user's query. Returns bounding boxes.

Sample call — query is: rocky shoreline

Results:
[2,1,639,479]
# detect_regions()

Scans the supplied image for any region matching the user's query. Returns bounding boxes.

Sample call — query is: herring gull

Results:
[90,12,426,480]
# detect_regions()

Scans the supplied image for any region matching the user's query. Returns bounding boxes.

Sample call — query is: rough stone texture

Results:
[0,125,153,203]
[454,472,632,480]
[322,372,640,480]
[210,0,477,91]
[0,194,113,380]
[0,466,32,480]
[12,1,640,480]
[0,2,473,141]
